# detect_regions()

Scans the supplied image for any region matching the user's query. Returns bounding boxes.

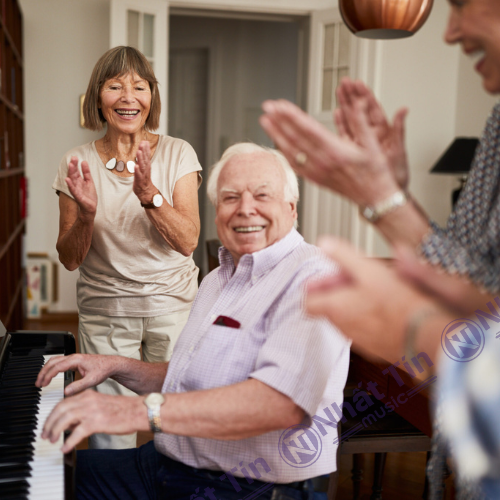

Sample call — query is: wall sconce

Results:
[339,0,434,40]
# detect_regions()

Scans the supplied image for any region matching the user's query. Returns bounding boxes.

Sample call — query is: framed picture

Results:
[26,254,54,318]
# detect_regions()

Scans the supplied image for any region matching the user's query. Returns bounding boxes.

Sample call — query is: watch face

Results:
[153,193,163,207]
[146,393,165,406]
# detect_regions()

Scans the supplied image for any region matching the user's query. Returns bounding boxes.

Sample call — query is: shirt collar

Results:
[218,228,303,279]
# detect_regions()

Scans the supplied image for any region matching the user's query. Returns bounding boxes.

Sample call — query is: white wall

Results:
[364,0,457,255]
[455,51,498,136]
[378,0,458,224]
[20,0,110,311]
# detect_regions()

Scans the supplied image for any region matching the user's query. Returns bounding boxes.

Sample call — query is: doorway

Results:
[168,12,306,277]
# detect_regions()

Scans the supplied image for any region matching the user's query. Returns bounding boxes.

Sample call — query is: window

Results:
[127,10,155,69]
[321,22,351,112]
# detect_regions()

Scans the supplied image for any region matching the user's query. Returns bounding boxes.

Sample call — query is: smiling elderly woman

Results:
[52,46,201,450]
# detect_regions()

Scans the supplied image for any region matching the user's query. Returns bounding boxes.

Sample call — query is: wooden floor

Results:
[24,313,456,499]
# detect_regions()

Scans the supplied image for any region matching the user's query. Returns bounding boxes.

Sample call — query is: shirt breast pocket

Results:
[180,323,265,392]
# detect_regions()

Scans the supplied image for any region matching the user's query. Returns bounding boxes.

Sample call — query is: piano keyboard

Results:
[0,352,66,499]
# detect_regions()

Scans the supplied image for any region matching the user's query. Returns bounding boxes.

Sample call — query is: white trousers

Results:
[78,310,191,450]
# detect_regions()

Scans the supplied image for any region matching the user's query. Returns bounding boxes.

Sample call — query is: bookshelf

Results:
[0,0,24,331]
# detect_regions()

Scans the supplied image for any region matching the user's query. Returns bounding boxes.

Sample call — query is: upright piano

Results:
[0,327,76,499]
[349,352,433,437]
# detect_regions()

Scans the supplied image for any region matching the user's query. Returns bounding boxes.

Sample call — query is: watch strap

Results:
[147,407,162,433]
[144,393,165,433]
[360,191,407,223]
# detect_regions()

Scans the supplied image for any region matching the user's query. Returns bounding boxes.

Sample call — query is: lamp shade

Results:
[339,0,434,40]
[430,138,479,175]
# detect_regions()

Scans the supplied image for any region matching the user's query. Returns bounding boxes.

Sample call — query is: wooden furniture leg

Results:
[370,452,387,500]
[352,454,363,500]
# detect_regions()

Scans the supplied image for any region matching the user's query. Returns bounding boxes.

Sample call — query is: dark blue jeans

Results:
[76,441,313,500]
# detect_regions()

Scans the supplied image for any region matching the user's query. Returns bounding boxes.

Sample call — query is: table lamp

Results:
[430,137,479,207]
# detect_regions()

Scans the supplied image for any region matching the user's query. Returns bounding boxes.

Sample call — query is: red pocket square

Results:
[213,315,241,329]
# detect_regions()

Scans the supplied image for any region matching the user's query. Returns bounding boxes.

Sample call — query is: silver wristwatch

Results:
[143,393,165,433]
[359,191,408,223]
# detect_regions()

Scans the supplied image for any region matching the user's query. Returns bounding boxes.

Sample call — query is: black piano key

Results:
[0,387,41,394]
[0,379,40,387]
[0,419,39,431]
[0,444,35,454]
[0,479,30,497]
[0,463,31,480]
[4,369,42,376]
[0,416,39,427]
[0,397,41,407]
[0,430,35,438]
[0,409,39,420]
[5,359,43,368]
[0,455,33,466]
[0,434,35,447]
[0,477,30,487]
[0,390,41,399]
[0,400,39,409]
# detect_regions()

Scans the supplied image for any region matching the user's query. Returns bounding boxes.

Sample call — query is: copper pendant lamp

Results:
[339,0,434,40]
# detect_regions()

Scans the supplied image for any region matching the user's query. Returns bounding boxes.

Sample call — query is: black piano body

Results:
[0,330,76,500]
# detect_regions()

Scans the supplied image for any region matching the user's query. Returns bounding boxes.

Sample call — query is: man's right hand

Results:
[35,353,118,397]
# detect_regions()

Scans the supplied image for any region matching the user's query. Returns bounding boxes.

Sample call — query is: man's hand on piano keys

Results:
[41,390,150,453]
[36,353,119,396]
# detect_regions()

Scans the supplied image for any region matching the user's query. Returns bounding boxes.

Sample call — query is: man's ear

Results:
[290,201,298,219]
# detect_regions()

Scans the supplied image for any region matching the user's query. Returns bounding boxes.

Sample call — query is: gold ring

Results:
[295,152,307,166]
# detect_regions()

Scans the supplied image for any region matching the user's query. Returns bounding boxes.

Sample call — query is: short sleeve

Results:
[250,260,350,417]
[52,153,74,200]
[175,140,202,186]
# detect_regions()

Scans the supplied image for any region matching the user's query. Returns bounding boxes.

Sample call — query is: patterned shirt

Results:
[155,228,350,483]
[421,102,500,292]
[421,103,500,500]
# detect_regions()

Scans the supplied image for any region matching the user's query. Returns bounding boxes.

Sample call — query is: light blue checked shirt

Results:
[155,228,350,483]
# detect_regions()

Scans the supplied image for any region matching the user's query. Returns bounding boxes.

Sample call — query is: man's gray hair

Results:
[207,143,299,206]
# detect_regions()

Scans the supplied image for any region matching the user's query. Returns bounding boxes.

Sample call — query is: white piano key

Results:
[26,355,65,500]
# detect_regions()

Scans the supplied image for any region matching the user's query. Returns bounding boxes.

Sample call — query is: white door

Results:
[301,8,380,254]
[110,0,169,134]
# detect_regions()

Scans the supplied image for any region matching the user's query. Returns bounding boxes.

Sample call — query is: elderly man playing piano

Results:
[36,143,350,500]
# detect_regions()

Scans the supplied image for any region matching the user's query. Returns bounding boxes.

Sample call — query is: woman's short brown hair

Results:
[83,46,161,131]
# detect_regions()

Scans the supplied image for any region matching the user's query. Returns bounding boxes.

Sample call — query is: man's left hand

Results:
[42,390,148,453]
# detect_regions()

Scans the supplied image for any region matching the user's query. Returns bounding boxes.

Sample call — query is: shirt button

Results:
[189,345,194,353]
[211,314,216,321]
[169,382,174,389]
[252,275,258,281]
